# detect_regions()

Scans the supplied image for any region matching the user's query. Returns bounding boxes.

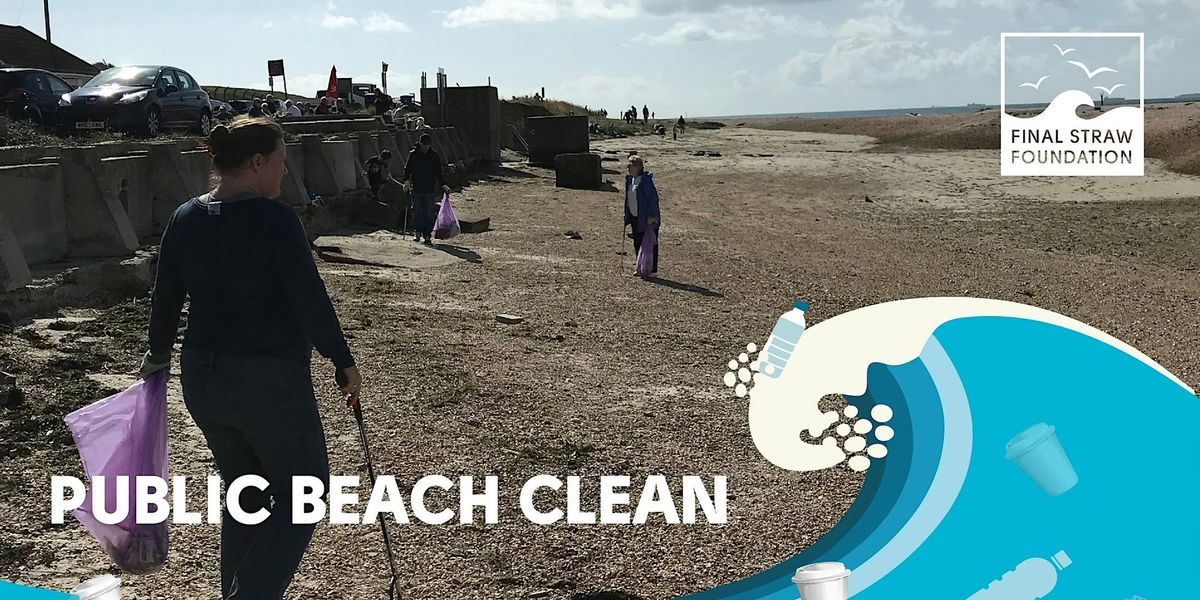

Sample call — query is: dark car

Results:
[58,65,211,136]
[0,68,74,128]
[228,99,254,114]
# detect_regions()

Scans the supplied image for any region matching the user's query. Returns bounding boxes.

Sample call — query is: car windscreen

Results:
[84,67,159,88]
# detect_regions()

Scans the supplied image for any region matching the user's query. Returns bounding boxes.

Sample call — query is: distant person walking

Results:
[642,105,649,124]
[402,133,450,245]
[624,154,660,277]
[676,115,686,137]
[142,118,361,599]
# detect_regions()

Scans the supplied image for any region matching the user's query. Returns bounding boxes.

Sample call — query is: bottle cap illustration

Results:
[794,299,810,312]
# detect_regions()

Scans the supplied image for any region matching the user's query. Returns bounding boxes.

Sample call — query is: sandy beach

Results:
[2,118,1198,599]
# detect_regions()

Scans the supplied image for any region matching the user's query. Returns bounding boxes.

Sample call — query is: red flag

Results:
[327,66,339,100]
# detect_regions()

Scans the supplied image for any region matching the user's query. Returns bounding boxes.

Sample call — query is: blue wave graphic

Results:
[692,315,1197,599]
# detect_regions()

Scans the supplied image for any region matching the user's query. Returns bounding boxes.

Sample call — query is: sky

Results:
[6,0,1200,117]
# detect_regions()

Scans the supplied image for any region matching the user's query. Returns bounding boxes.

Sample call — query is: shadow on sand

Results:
[431,243,482,263]
[643,276,722,297]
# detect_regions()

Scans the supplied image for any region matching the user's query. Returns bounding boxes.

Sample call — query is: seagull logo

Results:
[1020,76,1050,90]
[1052,43,1076,56]
[1094,84,1125,95]
[1067,60,1118,79]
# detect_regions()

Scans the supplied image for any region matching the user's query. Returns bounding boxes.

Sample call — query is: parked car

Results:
[228,99,254,114]
[58,65,211,136]
[0,68,74,128]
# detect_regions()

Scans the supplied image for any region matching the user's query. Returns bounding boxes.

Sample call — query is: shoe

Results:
[423,238,433,246]
[412,235,421,242]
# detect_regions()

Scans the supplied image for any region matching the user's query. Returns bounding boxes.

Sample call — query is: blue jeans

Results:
[411,192,439,239]
[181,350,329,600]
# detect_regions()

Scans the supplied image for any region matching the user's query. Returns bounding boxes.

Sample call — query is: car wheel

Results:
[197,110,212,136]
[145,108,162,136]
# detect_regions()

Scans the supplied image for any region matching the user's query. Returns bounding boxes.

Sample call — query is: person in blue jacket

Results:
[624,154,661,276]
[140,118,361,600]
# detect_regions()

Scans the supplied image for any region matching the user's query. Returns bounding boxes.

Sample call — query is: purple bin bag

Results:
[636,227,657,276]
[433,193,461,240]
[63,370,169,575]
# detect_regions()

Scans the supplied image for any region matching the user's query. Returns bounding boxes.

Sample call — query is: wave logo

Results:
[1001,32,1144,176]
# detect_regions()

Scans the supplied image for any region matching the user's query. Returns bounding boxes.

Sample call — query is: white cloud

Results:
[442,0,830,27]
[636,7,823,45]
[931,0,1072,14]
[779,49,824,82]
[321,13,358,28]
[773,2,996,87]
[731,70,758,90]
[1123,0,1200,12]
[443,0,639,27]
[262,21,275,29]
[363,11,410,33]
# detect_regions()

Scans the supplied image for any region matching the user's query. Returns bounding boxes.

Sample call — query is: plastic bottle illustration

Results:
[967,550,1072,599]
[757,300,809,379]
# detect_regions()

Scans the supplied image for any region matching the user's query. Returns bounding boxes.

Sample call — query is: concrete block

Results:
[420,86,501,163]
[459,217,490,234]
[280,143,310,206]
[326,140,359,192]
[433,129,458,164]
[377,132,400,160]
[301,135,339,197]
[554,153,602,189]
[147,142,210,235]
[0,145,62,166]
[280,116,383,135]
[0,163,68,264]
[0,210,32,291]
[448,128,475,163]
[99,155,153,241]
[59,147,138,258]
[528,116,589,166]
[395,131,414,154]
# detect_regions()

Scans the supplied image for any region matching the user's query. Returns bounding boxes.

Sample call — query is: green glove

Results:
[139,350,171,379]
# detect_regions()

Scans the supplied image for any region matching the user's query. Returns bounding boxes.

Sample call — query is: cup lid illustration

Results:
[1004,422,1057,460]
[794,299,810,312]
[791,561,851,584]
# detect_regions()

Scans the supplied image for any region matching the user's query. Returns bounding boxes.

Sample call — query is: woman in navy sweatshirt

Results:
[141,118,360,599]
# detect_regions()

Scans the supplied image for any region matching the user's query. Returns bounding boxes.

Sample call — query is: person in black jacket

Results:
[141,118,361,600]
[401,133,450,245]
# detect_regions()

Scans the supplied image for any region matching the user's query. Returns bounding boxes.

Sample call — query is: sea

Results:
[706,97,1190,121]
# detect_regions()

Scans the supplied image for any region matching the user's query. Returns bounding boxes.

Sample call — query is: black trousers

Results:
[630,224,659,273]
[181,350,330,600]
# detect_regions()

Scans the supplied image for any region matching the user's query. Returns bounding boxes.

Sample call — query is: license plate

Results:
[76,121,106,130]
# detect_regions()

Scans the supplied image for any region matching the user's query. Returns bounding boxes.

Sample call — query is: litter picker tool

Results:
[337,369,401,600]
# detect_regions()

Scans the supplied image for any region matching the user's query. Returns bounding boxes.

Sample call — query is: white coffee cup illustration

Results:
[792,562,851,600]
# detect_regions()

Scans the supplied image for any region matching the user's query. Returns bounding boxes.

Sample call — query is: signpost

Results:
[268,59,287,97]
[382,62,389,95]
